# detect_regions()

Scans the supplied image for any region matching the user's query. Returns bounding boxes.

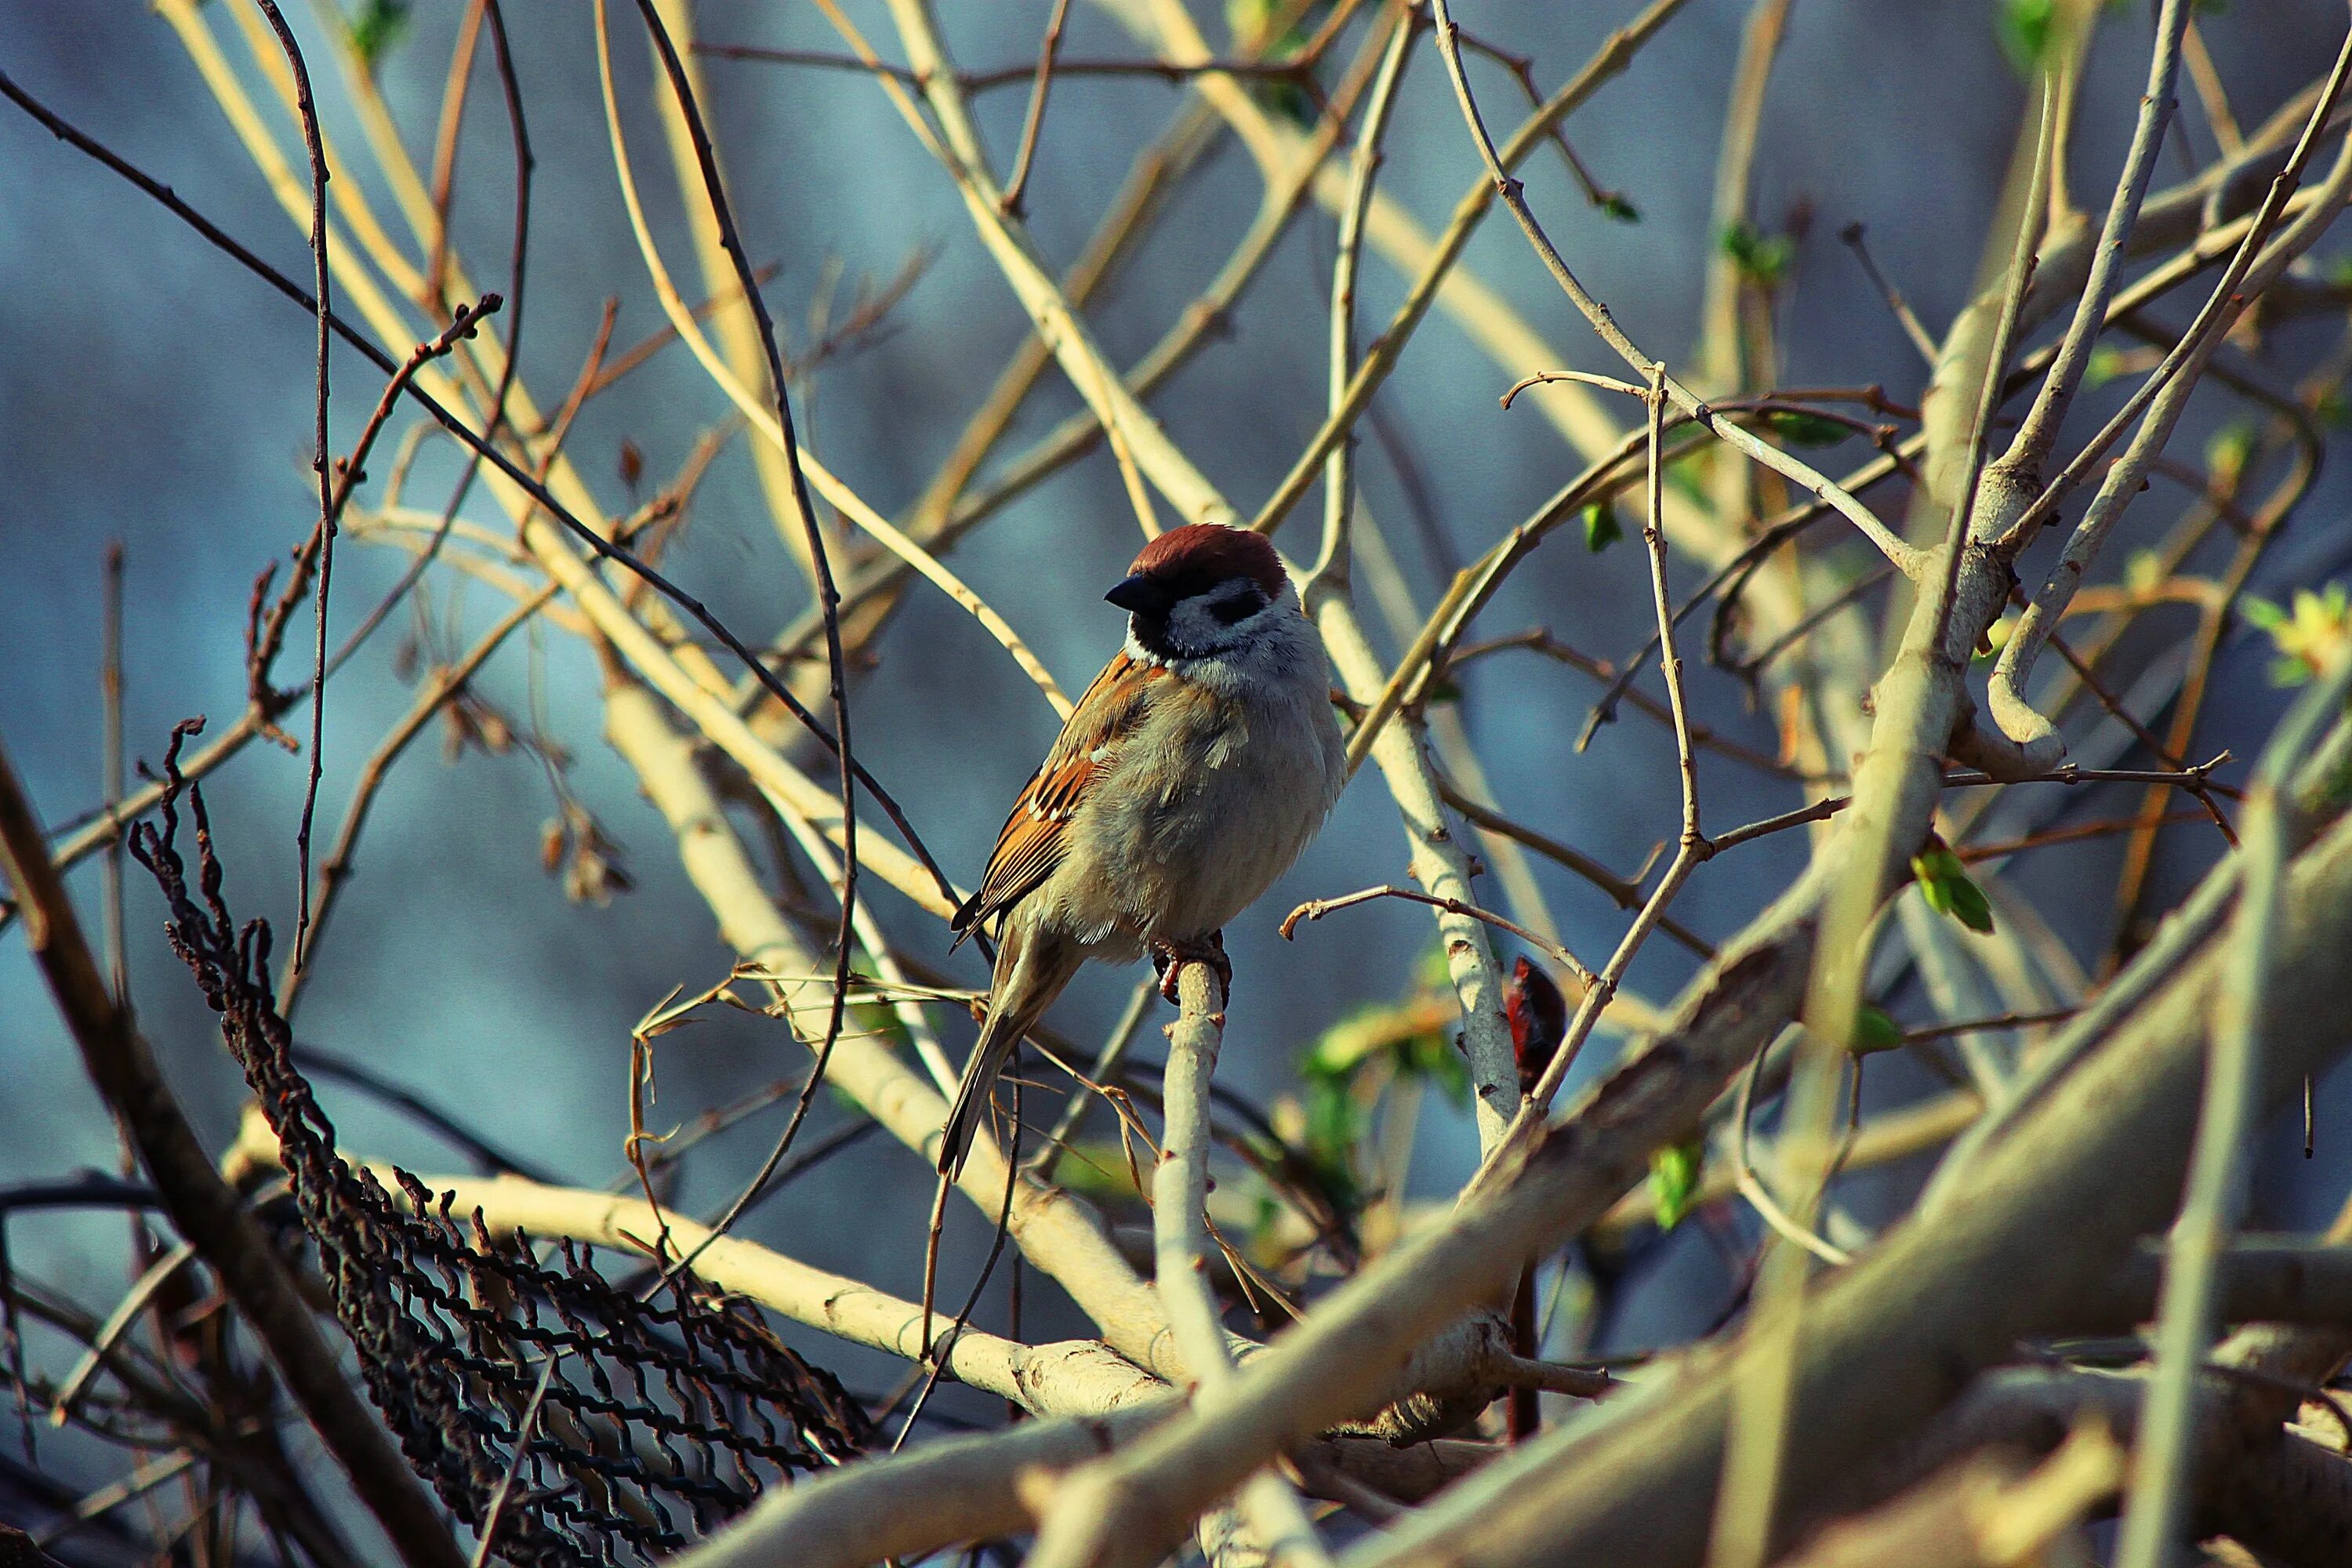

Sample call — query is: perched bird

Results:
[937,524,1347,1176]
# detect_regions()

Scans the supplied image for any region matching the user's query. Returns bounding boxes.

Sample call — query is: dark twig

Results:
[270,294,505,998]
[1283,885,1596,989]
[1450,629,1810,782]
[282,575,554,1014]
[1432,777,1715,956]
[1511,363,1723,1113]
[998,0,1073,218]
[619,0,862,1277]
[99,544,127,1013]
[0,724,464,1568]
[1837,222,1937,364]
[337,0,535,679]
[1704,755,2239,858]
[465,1353,559,1568]
[424,0,488,310]
[288,1046,559,1183]
[698,42,1328,90]
[0,66,962,916]
[245,0,335,978]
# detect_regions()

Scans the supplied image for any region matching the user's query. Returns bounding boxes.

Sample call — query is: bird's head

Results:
[1106,524,1293,662]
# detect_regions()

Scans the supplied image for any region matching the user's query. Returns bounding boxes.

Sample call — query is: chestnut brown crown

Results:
[1123,524,1287,603]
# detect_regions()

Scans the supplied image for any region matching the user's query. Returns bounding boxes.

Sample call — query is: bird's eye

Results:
[1207,588,1265,626]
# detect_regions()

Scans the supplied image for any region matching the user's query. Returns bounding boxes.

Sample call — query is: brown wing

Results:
[951,650,1163,942]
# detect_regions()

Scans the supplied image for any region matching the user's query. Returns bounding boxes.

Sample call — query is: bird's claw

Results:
[1151,932,1230,1004]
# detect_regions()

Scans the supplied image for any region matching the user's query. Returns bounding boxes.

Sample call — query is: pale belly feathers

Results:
[1023,671,1343,961]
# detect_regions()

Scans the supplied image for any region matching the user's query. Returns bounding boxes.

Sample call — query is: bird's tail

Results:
[937,1020,1014,1178]
[937,928,1080,1178]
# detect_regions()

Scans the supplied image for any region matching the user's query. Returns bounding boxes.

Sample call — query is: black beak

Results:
[1105,573,1172,615]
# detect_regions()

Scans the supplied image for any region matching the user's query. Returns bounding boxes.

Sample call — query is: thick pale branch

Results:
[1018,886,1821,1568]
[1140,956,1329,1566]
[1341,796,2352,1568]
[601,678,1185,1377]
[361,1165,1157,1415]
[671,1409,1488,1568]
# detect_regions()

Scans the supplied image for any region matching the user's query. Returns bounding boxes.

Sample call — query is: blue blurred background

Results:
[3,0,2350,1548]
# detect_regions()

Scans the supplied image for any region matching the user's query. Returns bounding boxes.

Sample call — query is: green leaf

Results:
[1598,192,1642,225]
[1225,0,1277,43]
[1229,0,1325,124]
[1721,221,1795,289]
[1050,1141,1145,1204]
[2082,345,2129,391]
[1666,452,1710,506]
[2205,420,2256,485]
[1302,1003,1385,1081]
[1850,1004,1904,1055]
[1649,1140,1704,1232]
[2318,747,2352,809]
[1254,78,1318,128]
[1301,1073,1364,1171]
[1583,503,1624,554]
[851,1000,913,1058]
[1762,410,1851,448]
[1997,0,2057,78]
[348,0,411,73]
[1978,612,2017,662]
[1399,1032,1471,1109]
[2241,596,2288,632]
[2252,583,2352,687]
[2316,387,2348,430]
[1911,844,1995,935]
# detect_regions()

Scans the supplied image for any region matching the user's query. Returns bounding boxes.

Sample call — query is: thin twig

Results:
[281,579,559,1014]
[0,728,465,1568]
[997,0,1072,218]
[1424,0,1921,579]
[1986,33,2352,760]
[2113,660,2347,1566]
[98,544,127,1012]
[1502,364,1719,1120]
[1731,1036,1852,1269]
[1837,223,1936,364]
[1639,361,1706,860]
[1432,778,1715,956]
[0,67,964,916]
[1248,0,1701,539]
[1283,885,1595,989]
[248,0,336,975]
[1312,0,1417,595]
[466,1354,560,1568]
[698,42,1330,92]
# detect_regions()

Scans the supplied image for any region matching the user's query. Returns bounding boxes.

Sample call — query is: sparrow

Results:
[937,523,1348,1177]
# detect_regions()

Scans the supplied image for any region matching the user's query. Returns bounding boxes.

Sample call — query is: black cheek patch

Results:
[1207,590,1267,626]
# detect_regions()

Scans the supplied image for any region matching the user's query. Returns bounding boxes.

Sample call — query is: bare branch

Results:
[0,728,463,1568]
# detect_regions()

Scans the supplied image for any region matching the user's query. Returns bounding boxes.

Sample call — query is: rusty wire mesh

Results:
[129,724,869,1567]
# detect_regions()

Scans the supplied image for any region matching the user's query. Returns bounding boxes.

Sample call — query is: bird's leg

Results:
[1150,931,1230,1004]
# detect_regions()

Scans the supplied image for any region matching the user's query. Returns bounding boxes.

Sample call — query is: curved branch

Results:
[1984,43,2352,766]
